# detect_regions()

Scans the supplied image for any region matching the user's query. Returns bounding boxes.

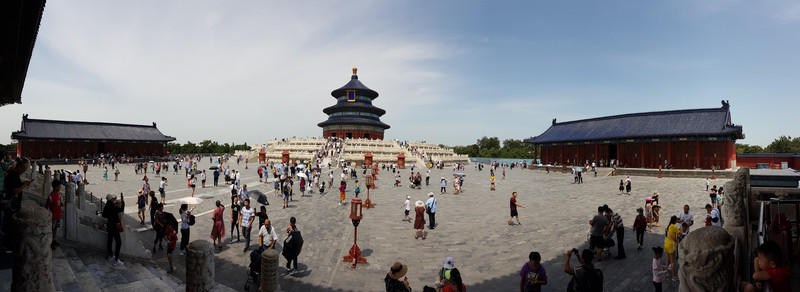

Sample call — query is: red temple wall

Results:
[17,141,167,159]
[539,140,735,169]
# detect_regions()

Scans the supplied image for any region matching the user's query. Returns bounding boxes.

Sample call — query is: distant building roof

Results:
[330,68,379,99]
[11,115,176,142]
[525,101,744,145]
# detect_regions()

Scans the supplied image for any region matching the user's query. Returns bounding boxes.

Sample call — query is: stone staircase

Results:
[52,242,185,292]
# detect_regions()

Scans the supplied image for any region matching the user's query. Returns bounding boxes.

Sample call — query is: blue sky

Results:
[2,0,798,147]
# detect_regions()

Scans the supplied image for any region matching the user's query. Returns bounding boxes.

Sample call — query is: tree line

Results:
[452,136,536,159]
[166,140,250,154]
[737,136,800,154]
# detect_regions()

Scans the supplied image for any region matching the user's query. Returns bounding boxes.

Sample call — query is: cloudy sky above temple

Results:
[2,1,799,147]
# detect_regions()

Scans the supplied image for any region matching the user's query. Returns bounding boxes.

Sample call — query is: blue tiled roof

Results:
[524,102,743,144]
[331,75,379,99]
[11,116,176,142]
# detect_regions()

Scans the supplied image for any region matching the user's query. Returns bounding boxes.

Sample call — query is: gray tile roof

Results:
[11,115,176,142]
[525,101,743,145]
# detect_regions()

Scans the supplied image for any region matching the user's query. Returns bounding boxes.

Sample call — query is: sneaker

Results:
[108,256,115,263]
[114,260,124,267]
[167,267,174,274]
[180,250,185,256]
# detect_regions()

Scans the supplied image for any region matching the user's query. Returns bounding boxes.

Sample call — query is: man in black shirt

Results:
[102,193,125,266]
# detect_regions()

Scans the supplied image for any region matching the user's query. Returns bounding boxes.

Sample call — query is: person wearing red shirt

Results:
[46,180,63,249]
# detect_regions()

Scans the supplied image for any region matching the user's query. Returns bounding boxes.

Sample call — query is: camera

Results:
[571,248,579,254]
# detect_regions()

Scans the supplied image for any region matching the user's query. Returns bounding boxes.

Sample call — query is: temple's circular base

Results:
[323,130,384,140]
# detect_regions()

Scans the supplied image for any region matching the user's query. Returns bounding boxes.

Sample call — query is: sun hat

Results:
[645,197,653,201]
[415,200,425,207]
[106,194,116,201]
[406,195,410,199]
[388,262,408,279]
[428,192,435,197]
[443,256,454,269]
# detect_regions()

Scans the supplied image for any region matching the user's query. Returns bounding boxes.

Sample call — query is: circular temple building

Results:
[318,68,390,139]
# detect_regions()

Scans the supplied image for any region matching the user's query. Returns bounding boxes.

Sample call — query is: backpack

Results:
[188,214,196,226]
[568,266,603,292]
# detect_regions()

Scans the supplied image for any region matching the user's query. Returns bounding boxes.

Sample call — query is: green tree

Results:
[476,136,500,150]
[736,143,764,154]
[765,136,800,153]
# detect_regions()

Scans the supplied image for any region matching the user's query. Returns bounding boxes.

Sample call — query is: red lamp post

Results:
[343,197,367,268]
[364,176,375,209]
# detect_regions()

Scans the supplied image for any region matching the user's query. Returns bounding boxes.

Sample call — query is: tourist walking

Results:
[102,193,125,266]
[137,190,147,225]
[589,206,608,261]
[46,180,63,249]
[339,180,347,205]
[258,219,277,250]
[179,204,194,256]
[652,246,667,292]
[607,207,626,259]
[164,222,177,273]
[440,177,447,194]
[189,174,197,197]
[201,170,207,188]
[400,195,411,222]
[625,175,632,194]
[509,192,526,225]
[213,168,220,187]
[114,167,119,181]
[152,203,166,253]
[645,198,655,232]
[633,208,647,251]
[354,180,360,198]
[103,167,108,181]
[705,204,722,227]
[230,197,241,242]
[159,177,167,204]
[148,191,158,226]
[240,199,255,252]
[426,193,437,230]
[618,179,624,195]
[384,262,411,292]
[414,200,426,240]
[283,217,303,273]
[211,200,225,251]
[664,215,679,280]
[518,251,547,292]
[676,205,694,233]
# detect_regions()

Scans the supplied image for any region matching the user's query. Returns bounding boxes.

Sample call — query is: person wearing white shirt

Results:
[200,171,207,188]
[238,184,248,204]
[239,199,256,252]
[258,219,278,250]
[400,195,411,221]
[676,205,694,233]
[705,204,722,227]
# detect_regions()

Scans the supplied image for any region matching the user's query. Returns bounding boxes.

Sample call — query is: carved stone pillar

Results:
[722,167,749,285]
[42,169,52,197]
[185,240,215,292]
[65,182,76,205]
[11,205,55,292]
[259,249,281,292]
[64,182,77,242]
[678,226,737,292]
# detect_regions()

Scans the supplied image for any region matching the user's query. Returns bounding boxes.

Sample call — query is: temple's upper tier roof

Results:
[330,68,379,99]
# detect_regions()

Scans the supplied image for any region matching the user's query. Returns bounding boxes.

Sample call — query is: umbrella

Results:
[175,197,203,205]
[149,161,155,163]
[339,159,345,161]
[192,170,203,175]
[249,190,269,205]
[209,166,219,170]
[453,173,466,177]
[296,172,308,179]
[297,165,306,169]
[573,168,583,172]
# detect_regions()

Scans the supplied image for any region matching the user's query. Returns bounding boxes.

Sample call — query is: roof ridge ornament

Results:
[352,67,358,80]
[721,100,730,109]
[552,118,557,125]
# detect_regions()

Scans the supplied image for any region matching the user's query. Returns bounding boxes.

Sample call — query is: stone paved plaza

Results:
[70,160,728,291]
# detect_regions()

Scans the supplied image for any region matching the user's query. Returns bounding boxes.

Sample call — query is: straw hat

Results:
[388,262,408,279]
[415,200,425,207]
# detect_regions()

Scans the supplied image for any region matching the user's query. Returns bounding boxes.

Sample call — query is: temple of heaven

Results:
[318,68,390,139]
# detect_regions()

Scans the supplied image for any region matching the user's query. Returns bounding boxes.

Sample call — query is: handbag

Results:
[189,214,196,226]
[117,218,124,232]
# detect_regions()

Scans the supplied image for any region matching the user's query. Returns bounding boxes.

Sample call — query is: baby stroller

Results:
[244,249,263,291]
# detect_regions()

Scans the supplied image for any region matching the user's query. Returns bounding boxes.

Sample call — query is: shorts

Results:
[202,180,206,184]
[191,184,196,189]
[274,182,279,190]
[510,210,518,217]
[283,194,289,201]
[139,206,146,213]
[405,210,410,216]
[711,197,718,204]
[590,235,605,249]
[167,247,175,254]
[52,219,61,230]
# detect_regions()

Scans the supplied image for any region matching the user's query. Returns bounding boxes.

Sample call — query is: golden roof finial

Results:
[352,67,358,75]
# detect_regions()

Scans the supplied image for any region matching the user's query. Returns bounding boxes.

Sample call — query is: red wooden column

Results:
[560,145,564,165]
[695,140,701,169]
[616,143,620,165]
[595,144,598,164]
[640,142,645,168]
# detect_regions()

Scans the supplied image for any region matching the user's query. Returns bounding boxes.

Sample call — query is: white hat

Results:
[106,194,116,201]
[406,195,410,199]
[443,256,455,269]
[415,200,425,207]
[428,192,435,197]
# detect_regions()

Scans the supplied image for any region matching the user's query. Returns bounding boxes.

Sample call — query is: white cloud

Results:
[3,1,461,145]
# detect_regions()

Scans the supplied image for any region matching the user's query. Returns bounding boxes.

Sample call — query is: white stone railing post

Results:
[186,240,215,291]
[259,249,281,292]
